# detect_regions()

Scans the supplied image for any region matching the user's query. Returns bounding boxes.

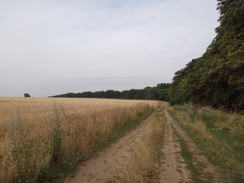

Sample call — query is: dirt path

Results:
[159,110,223,183]
[158,110,191,183]
[64,114,154,183]
[65,109,223,183]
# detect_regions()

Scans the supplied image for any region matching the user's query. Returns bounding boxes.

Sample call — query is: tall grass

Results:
[0,103,154,183]
[169,104,244,182]
[107,111,164,183]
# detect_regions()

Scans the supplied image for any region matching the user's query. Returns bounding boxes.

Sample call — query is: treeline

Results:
[53,83,172,101]
[170,0,244,112]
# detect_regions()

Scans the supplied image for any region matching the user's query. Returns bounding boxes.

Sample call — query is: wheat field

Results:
[0,97,158,182]
[0,97,158,138]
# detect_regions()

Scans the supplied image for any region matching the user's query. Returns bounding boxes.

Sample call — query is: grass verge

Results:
[173,125,210,183]
[169,104,244,183]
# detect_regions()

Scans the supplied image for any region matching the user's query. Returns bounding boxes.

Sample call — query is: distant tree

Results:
[104,90,116,98]
[51,82,172,102]
[24,93,31,97]
[158,89,170,101]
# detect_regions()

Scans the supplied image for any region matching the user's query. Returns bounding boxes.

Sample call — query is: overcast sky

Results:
[0,0,219,97]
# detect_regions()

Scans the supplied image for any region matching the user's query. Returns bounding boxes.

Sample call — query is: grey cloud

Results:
[0,0,219,97]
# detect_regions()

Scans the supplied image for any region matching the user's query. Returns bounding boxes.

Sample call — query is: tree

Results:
[52,83,172,101]
[24,93,31,97]
[171,0,244,112]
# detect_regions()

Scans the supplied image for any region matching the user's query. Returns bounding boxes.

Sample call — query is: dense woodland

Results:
[53,0,243,112]
[53,83,172,101]
[170,0,244,112]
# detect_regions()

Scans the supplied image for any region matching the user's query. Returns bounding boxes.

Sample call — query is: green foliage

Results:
[24,93,31,97]
[158,89,170,101]
[52,83,172,101]
[174,78,190,104]
[170,59,197,105]
[171,0,244,113]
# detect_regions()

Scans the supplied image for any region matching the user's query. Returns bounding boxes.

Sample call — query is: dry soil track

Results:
[64,109,223,183]
[64,114,155,183]
[158,110,191,183]
[159,110,223,183]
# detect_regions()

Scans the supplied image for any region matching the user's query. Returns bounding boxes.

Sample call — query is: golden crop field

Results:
[0,97,158,119]
[0,97,158,182]
[0,97,158,136]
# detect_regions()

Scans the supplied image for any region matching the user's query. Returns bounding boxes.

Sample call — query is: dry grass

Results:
[107,110,164,183]
[0,97,158,183]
